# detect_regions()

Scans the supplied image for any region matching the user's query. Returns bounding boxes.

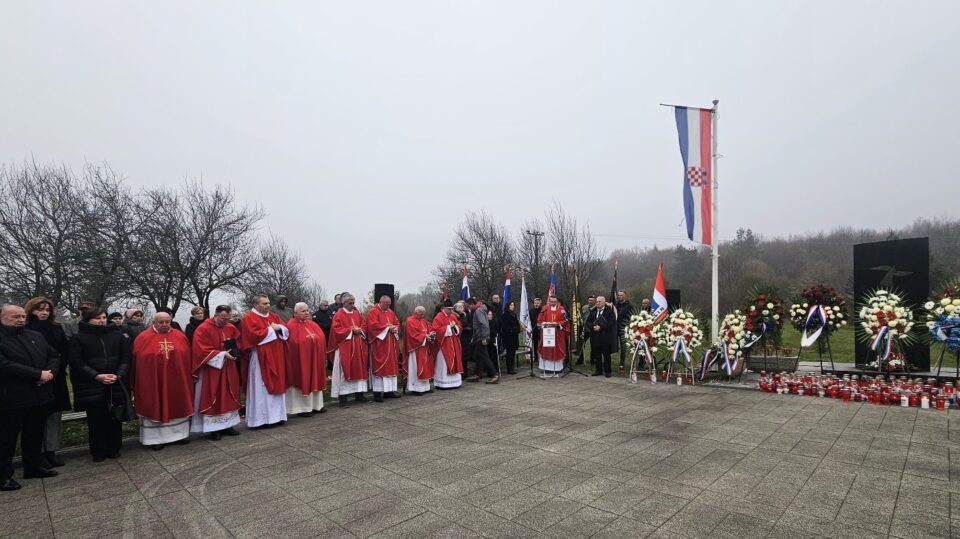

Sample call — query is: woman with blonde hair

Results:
[23,297,70,468]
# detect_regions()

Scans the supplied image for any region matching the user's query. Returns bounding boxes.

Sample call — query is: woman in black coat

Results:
[500,302,520,374]
[68,308,131,462]
[184,306,205,343]
[23,297,70,468]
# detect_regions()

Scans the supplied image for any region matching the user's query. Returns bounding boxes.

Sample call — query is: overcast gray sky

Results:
[2,1,958,299]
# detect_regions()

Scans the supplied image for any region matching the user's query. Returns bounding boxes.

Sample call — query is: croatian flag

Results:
[651,262,669,324]
[674,106,713,245]
[502,268,511,312]
[460,265,470,301]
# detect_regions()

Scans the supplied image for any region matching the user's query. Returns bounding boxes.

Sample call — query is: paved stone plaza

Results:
[3,374,959,538]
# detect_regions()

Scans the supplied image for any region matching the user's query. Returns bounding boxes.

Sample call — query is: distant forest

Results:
[400,216,960,317]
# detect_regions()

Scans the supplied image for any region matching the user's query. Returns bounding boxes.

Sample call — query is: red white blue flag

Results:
[502,268,511,312]
[674,107,713,245]
[547,266,556,299]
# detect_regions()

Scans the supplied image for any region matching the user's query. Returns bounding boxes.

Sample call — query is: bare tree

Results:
[544,201,604,305]
[240,234,322,306]
[180,182,265,313]
[0,162,86,309]
[124,186,190,312]
[75,164,138,309]
[515,218,547,298]
[437,210,513,300]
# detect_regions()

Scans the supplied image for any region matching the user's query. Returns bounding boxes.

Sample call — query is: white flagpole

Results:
[711,99,720,344]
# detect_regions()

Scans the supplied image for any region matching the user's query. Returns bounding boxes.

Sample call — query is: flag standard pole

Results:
[711,99,720,345]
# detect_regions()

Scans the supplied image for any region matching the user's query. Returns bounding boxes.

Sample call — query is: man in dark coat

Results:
[615,291,635,374]
[585,296,617,378]
[0,305,61,491]
[486,295,502,365]
[312,300,333,337]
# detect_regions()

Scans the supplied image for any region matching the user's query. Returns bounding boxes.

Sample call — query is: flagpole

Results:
[711,99,720,344]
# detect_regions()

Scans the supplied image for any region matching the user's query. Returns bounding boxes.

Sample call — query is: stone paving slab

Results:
[4,375,959,538]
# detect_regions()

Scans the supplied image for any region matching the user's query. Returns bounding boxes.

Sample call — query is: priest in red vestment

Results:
[190,305,241,440]
[285,302,327,416]
[537,295,570,375]
[328,292,369,406]
[238,295,288,428]
[132,312,194,448]
[366,295,401,401]
[404,306,435,395]
[431,300,463,389]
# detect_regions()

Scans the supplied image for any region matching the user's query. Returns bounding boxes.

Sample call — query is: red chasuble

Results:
[191,318,241,416]
[238,310,287,395]
[537,306,570,361]
[328,308,368,381]
[132,328,194,423]
[366,307,400,378]
[431,311,463,374]
[286,318,327,395]
[403,315,435,380]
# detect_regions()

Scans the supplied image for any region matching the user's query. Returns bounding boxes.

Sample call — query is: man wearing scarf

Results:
[536,295,570,374]
[285,302,327,416]
[431,300,464,389]
[366,295,401,402]
[238,295,288,428]
[403,306,435,395]
[190,305,242,440]
[328,293,369,407]
[132,312,194,448]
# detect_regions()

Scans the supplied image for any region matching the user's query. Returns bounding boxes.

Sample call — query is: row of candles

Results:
[758,372,957,410]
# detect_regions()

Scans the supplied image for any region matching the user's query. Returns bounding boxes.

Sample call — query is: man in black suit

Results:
[0,305,61,491]
[585,296,616,378]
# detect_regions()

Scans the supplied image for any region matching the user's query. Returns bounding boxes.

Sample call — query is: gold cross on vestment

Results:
[305,328,317,340]
[159,338,175,360]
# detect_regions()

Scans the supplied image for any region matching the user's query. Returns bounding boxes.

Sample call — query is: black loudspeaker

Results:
[853,238,929,369]
[373,283,396,305]
[666,289,682,311]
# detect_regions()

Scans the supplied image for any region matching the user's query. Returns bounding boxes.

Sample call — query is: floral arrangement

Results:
[858,289,915,370]
[624,311,659,353]
[699,310,751,380]
[717,310,751,358]
[789,285,847,335]
[742,286,785,345]
[924,280,960,350]
[655,309,703,363]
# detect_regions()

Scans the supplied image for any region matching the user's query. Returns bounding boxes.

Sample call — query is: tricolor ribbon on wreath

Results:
[800,305,828,347]
[672,338,692,364]
[698,342,737,381]
[870,326,893,361]
[742,322,769,350]
[633,339,657,384]
[931,315,960,350]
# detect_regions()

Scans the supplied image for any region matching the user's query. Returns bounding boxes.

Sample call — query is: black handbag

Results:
[106,383,135,422]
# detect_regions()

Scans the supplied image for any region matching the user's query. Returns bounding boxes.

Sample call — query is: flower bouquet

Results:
[789,285,847,347]
[655,309,703,365]
[858,289,915,371]
[699,310,752,380]
[624,311,660,382]
[925,280,960,351]
[742,286,785,352]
